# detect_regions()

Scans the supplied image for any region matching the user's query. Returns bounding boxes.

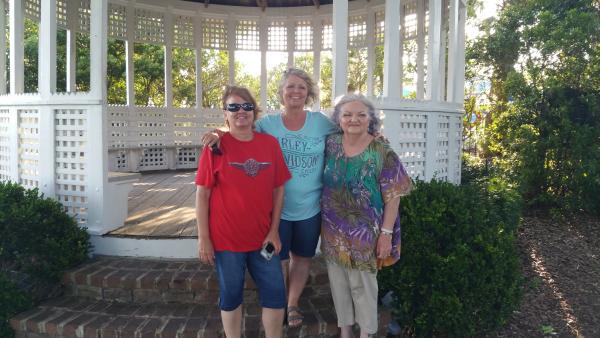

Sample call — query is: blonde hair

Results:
[277,67,317,107]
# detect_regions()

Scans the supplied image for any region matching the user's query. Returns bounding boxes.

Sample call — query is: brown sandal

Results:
[287,306,303,328]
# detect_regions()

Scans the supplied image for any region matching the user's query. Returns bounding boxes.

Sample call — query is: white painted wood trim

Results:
[66,0,77,92]
[366,7,375,97]
[439,0,448,101]
[260,15,268,109]
[227,16,235,85]
[8,107,18,181]
[90,0,108,100]
[90,235,199,258]
[164,10,173,108]
[38,106,55,197]
[312,17,322,110]
[194,15,203,108]
[287,18,294,68]
[454,1,466,103]
[0,0,6,94]
[9,0,24,94]
[416,0,425,100]
[399,3,405,98]
[424,111,438,180]
[426,0,442,101]
[125,2,136,106]
[332,0,348,100]
[383,0,400,98]
[447,0,459,102]
[39,0,57,97]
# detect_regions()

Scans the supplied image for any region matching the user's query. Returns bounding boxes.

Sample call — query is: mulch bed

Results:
[492,214,600,338]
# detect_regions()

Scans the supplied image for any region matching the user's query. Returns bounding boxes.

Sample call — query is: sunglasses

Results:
[225,102,255,112]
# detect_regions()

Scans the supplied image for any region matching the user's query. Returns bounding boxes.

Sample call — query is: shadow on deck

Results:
[107,170,198,238]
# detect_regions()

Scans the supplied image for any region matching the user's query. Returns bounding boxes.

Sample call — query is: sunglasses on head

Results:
[225,102,255,112]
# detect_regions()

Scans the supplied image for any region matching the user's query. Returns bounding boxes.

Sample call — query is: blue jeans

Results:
[214,249,286,311]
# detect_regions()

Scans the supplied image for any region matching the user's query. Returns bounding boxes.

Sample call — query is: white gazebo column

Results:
[164,11,173,108]
[382,0,400,98]
[287,19,294,68]
[88,0,108,233]
[66,0,77,92]
[126,2,135,106]
[0,0,6,94]
[9,0,24,94]
[416,0,425,99]
[426,0,443,101]
[259,17,268,109]
[332,0,348,101]
[227,17,235,85]
[312,17,322,110]
[447,0,466,104]
[366,9,375,97]
[194,16,203,108]
[37,0,57,198]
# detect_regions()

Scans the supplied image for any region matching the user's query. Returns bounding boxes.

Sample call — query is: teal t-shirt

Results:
[255,111,337,221]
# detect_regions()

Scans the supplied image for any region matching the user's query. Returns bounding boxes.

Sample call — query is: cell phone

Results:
[260,242,275,261]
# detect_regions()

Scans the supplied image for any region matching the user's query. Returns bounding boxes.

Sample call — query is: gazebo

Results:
[0,0,466,257]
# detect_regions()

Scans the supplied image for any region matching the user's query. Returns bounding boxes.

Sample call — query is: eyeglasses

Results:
[225,102,255,112]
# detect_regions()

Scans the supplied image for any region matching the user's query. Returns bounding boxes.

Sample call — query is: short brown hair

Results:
[277,67,317,108]
[221,86,262,126]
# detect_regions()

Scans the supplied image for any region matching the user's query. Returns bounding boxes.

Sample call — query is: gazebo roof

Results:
[183,0,354,9]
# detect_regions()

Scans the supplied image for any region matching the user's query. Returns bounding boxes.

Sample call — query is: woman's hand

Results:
[264,231,282,255]
[376,234,392,259]
[201,129,224,147]
[198,237,215,265]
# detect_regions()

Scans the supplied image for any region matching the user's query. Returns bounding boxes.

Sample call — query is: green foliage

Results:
[0,182,90,337]
[0,275,32,338]
[467,0,600,214]
[378,180,523,337]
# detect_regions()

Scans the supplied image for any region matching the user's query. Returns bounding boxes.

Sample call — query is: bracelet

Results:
[380,228,393,235]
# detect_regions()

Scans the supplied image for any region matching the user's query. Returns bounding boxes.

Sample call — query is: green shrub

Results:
[378,179,523,337]
[0,181,91,336]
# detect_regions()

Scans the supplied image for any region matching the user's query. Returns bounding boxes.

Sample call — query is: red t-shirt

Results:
[195,132,291,252]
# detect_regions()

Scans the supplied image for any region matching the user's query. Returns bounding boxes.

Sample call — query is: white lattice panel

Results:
[295,21,312,51]
[78,0,90,33]
[348,15,366,48]
[108,4,127,40]
[173,111,200,145]
[452,115,462,182]
[176,147,198,169]
[108,109,128,149]
[0,110,11,182]
[174,15,194,48]
[112,150,128,170]
[435,115,450,180]
[56,0,68,29]
[134,9,164,44]
[24,0,39,21]
[236,20,259,51]
[55,109,87,224]
[268,21,286,51]
[137,110,168,170]
[201,108,227,130]
[396,112,427,179]
[322,21,332,50]
[202,18,227,50]
[375,11,385,45]
[18,109,39,189]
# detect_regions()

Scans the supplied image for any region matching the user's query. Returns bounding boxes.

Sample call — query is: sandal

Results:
[287,306,304,328]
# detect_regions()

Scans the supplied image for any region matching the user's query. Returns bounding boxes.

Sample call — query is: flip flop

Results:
[287,306,304,328]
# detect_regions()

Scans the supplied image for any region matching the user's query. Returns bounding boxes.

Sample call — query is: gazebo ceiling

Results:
[183,0,358,9]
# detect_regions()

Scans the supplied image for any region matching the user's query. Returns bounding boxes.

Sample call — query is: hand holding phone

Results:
[260,242,275,261]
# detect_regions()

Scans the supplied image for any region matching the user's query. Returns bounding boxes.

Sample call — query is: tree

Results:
[468,0,600,212]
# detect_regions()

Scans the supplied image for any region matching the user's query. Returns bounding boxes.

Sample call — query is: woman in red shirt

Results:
[195,86,291,338]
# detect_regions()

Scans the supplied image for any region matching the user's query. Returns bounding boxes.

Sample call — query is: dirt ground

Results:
[492,214,600,338]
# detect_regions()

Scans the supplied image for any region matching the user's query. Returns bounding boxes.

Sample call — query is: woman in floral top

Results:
[321,94,412,338]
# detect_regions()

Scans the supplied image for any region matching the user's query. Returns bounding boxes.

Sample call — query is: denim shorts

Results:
[214,249,286,311]
[279,212,321,260]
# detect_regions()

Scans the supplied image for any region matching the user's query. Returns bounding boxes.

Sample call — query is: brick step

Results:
[10,296,390,338]
[63,256,330,303]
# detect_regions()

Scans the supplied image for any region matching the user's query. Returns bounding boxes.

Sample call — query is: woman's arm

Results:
[376,195,400,259]
[196,186,214,265]
[264,185,285,254]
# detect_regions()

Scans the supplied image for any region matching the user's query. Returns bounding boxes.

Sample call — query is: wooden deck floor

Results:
[107,170,198,238]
